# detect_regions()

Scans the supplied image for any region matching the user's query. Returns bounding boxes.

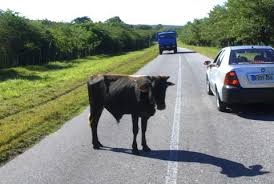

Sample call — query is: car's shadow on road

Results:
[230,104,274,121]
[101,147,269,178]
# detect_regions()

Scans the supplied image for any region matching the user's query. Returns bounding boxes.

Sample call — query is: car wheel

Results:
[174,48,177,54]
[206,78,213,95]
[216,91,227,112]
[159,49,163,55]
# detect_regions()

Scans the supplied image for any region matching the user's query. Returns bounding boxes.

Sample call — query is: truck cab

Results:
[157,31,177,55]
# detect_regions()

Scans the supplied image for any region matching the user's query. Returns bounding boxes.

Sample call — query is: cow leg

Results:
[141,117,151,152]
[89,107,104,149]
[131,114,139,155]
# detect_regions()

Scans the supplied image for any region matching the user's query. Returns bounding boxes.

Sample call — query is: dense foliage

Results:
[0,11,158,68]
[179,0,274,47]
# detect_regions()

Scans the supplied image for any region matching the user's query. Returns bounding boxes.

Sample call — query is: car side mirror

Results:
[204,60,211,65]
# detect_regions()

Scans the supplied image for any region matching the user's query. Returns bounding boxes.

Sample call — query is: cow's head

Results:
[137,76,174,110]
[151,76,174,110]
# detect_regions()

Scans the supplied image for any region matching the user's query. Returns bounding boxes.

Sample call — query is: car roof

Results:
[224,45,273,50]
[158,31,176,35]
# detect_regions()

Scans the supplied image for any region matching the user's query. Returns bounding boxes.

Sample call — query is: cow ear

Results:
[166,81,175,86]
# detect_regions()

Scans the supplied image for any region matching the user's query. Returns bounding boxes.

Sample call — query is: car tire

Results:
[159,49,163,55]
[174,48,177,54]
[206,78,213,95]
[216,90,227,112]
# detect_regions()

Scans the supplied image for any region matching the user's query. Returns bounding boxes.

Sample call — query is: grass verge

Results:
[178,42,219,59]
[0,46,158,164]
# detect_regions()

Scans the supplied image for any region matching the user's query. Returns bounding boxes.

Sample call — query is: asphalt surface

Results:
[1,48,274,184]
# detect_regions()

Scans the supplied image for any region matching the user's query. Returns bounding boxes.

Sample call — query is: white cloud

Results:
[0,0,226,25]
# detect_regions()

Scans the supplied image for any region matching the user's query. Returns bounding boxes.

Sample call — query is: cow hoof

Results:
[142,146,151,152]
[93,142,103,149]
[132,149,140,155]
[97,142,104,147]
[93,145,100,150]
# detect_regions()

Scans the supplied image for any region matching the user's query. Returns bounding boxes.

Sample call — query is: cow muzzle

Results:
[157,104,166,110]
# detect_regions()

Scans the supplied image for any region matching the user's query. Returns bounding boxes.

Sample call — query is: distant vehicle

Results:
[204,45,274,112]
[157,31,177,55]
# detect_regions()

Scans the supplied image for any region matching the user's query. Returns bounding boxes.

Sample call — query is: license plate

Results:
[249,74,274,81]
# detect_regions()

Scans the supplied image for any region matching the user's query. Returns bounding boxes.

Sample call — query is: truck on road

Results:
[157,31,177,55]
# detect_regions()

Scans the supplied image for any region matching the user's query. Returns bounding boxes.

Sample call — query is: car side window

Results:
[213,50,224,64]
[216,51,226,67]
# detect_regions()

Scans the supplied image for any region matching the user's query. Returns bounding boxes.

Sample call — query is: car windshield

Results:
[229,48,274,64]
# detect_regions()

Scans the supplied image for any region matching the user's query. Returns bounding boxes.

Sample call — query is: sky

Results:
[0,0,226,25]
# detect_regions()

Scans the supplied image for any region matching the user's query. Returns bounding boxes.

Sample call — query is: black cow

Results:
[87,74,174,154]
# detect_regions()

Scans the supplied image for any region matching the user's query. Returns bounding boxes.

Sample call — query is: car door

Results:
[208,49,225,94]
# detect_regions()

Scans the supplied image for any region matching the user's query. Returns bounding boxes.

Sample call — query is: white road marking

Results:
[165,55,182,184]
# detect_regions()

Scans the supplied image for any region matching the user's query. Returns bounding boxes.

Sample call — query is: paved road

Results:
[1,48,274,184]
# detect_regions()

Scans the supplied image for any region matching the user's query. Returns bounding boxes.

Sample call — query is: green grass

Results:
[179,42,219,59]
[0,46,158,164]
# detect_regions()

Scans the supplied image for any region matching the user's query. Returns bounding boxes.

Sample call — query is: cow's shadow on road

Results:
[102,148,269,178]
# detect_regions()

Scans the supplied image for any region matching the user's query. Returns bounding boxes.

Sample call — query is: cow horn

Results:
[163,76,170,80]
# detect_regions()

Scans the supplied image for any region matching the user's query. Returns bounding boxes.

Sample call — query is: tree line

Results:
[179,0,274,47]
[0,11,159,68]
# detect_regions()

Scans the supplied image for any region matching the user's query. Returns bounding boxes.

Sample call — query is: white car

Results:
[204,45,274,112]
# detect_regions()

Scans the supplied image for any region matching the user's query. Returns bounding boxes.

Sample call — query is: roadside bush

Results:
[0,11,157,68]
